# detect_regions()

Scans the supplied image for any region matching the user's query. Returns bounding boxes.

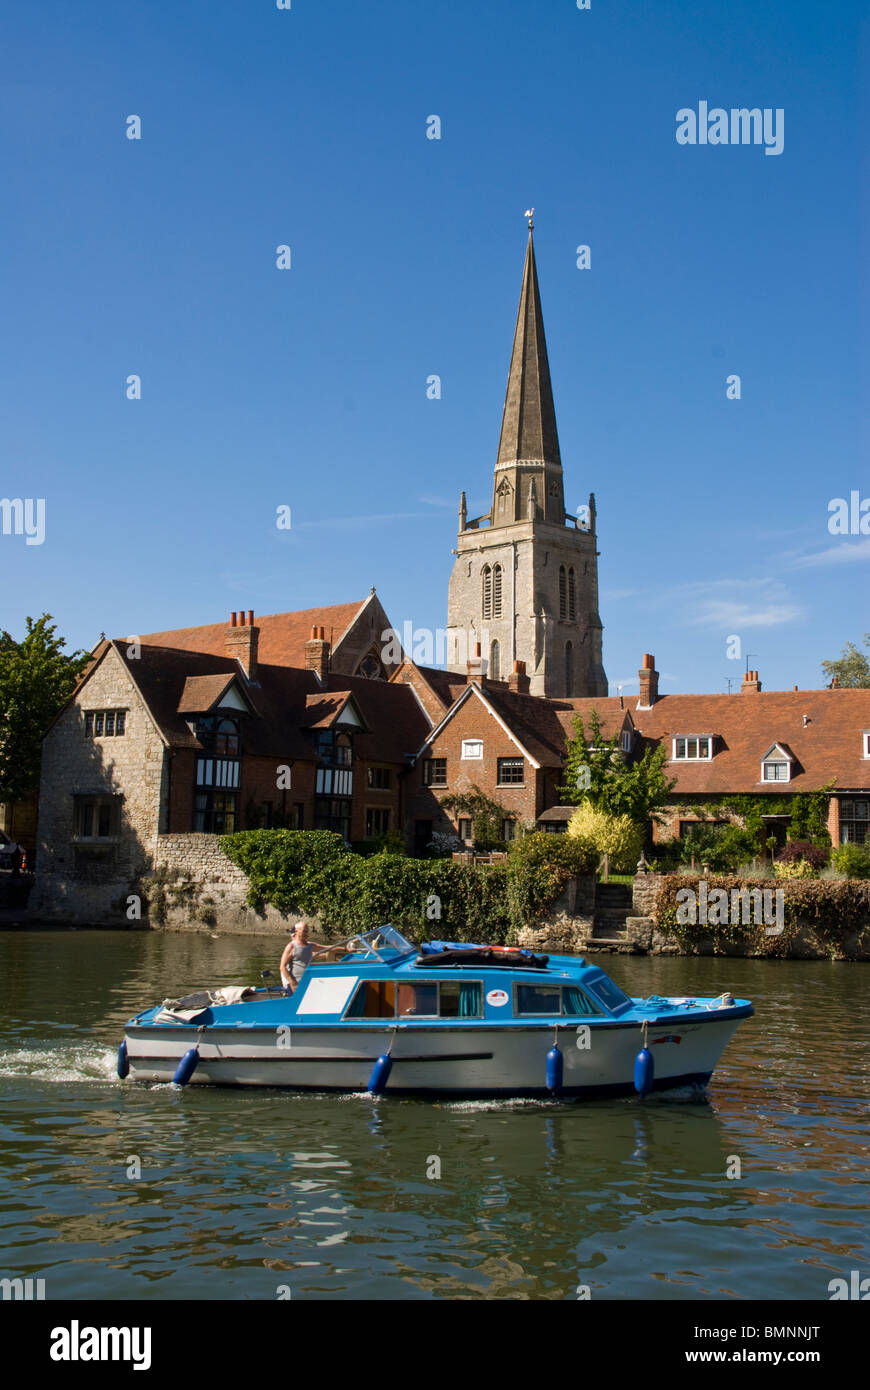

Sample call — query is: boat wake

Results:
[0,1045,118,1085]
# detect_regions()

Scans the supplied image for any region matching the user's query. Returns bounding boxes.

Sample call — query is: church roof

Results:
[496,229,562,470]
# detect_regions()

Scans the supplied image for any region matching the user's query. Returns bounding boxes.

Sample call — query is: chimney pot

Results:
[247,610,254,627]
[508,659,530,694]
[230,611,237,628]
[637,654,659,708]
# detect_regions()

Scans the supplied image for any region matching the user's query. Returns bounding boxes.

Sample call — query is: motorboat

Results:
[118,926,753,1098]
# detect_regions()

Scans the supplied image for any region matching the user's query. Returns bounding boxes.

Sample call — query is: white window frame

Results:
[863,731,870,759]
[672,735,713,761]
[461,739,483,760]
[762,760,790,782]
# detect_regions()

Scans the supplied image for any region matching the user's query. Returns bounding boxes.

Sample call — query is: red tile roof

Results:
[140,601,369,667]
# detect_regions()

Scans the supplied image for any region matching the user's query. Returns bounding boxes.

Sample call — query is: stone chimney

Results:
[305,625,330,684]
[466,641,486,685]
[225,610,259,679]
[741,669,762,693]
[637,653,658,709]
[508,659,530,694]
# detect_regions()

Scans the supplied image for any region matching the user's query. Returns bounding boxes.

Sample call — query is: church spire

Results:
[496,225,562,475]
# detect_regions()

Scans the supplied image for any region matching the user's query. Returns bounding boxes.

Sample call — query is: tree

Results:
[558,708,675,823]
[821,635,870,688]
[567,803,646,873]
[0,615,90,804]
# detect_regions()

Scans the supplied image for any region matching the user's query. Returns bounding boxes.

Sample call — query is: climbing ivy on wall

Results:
[672,785,833,844]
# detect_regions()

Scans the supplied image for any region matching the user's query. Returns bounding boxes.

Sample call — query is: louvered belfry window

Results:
[492,564,503,618]
[559,566,567,619]
[482,565,492,619]
[568,567,576,620]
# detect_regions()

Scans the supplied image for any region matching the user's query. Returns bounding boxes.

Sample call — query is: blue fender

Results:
[368,1053,393,1095]
[173,1047,200,1086]
[546,1044,563,1095]
[634,1046,654,1097]
[117,1040,129,1079]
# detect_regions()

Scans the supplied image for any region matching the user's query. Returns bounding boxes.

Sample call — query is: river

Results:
[1,931,867,1301]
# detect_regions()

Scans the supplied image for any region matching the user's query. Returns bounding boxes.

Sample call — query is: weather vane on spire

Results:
[525,207,535,229]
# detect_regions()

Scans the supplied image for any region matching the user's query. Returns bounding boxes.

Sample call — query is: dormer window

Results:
[673,736,713,761]
[621,730,632,754]
[761,743,792,783]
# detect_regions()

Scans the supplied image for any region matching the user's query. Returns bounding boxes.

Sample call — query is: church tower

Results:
[446,221,607,698]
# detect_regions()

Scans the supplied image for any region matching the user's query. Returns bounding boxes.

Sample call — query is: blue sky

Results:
[1,0,867,696]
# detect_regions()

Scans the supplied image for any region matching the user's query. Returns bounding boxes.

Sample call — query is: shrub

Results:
[831,843,870,879]
[567,803,645,873]
[508,830,598,876]
[774,858,818,879]
[776,839,829,869]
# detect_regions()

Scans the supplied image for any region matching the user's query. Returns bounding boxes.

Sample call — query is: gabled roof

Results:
[139,599,375,668]
[631,689,870,792]
[177,674,253,716]
[303,692,369,732]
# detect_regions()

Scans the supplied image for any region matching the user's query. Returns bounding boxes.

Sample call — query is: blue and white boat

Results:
[118,926,753,1098]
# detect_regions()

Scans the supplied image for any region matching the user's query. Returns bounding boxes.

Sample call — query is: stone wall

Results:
[516,874,596,953]
[147,834,308,934]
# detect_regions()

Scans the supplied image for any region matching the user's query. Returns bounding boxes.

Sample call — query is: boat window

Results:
[344,980,396,1018]
[439,981,483,1018]
[587,975,632,1013]
[561,986,605,1016]
[515,984,563,1015]
[397,983,438,1017]
[350,926,416,959]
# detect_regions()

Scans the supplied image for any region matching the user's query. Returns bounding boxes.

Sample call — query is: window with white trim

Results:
[863,732,870,759]
[762,758,790,782]
[672,736,713,761]
[461,739,483,760]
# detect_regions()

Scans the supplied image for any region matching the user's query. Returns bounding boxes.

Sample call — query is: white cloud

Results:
[788,538,870,569]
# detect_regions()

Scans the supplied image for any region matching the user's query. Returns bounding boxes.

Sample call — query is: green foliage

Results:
[831,843,870,879]
[678,822,761,872]
[821,635,870,689]
[567,802,645,873]
[558,707,675,821]
[219,828,589,943]
[0,615,90,803]
[674,788,833,847]
[508,830,598,876]
[774,858,818,880]
[654,873,870,957]
[439,784,512,851]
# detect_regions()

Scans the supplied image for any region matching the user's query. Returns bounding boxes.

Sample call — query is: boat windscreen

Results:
[587,974,632,1013]
[357,926,416,957]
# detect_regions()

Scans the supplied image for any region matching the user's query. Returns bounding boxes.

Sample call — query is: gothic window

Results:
[559,566,567,620]
[496,477,512,513]
[482,565,492,619]
[565,641,574,697]
[568,567,576,621]
[492,563,503,618]
[358,648,386,679]
[490,640,500,681]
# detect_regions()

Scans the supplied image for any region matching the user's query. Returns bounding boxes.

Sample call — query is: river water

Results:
[1,931,867,1301]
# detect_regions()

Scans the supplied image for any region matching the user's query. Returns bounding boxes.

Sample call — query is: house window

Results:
[313,797,351,840]
[84,710,126,737]
[502,819,517,841]
[73,795,121,840]
[622,730,632,753]
[568,567,576,621]
[673,736,713,761]
[863,732,870,759]
[194,790,237,833]
[458,818,472,842]
[559,565,567,619]
[762,760,790,782]
[840,799,869,844]
[489,639,500,681]
[365,807,391,838]
[422,758,447,786]
[367,766,392,789]
[259,802,274,829]
[482,565,492,620]
[196,757,240,789]
[461,740,483,760]
[497,757,524,785]
[492,564,503,618]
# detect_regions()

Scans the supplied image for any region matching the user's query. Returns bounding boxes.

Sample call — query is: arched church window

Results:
[568,567,576,621]
[492,563,503,618]
[482,565,492,620]
[490,640,500,681]
[358,649,386,679]
[559,566,567,620]
[565,641,574,697]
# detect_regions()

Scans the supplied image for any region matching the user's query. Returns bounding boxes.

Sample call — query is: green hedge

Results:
[220,829,596,943]
[654,874,870,957]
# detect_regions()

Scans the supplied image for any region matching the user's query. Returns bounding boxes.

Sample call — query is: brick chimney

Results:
[225,610,258,679]
[508,659,530,694]
[741,669,762,693]
[305,625,330,684]
[637,653,658,709]
[466,641,486,686]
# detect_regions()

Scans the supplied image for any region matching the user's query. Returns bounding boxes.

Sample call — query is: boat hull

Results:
[123,1012,746,1097]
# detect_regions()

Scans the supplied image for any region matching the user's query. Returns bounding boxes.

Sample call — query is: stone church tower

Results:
[446,224,607,698]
